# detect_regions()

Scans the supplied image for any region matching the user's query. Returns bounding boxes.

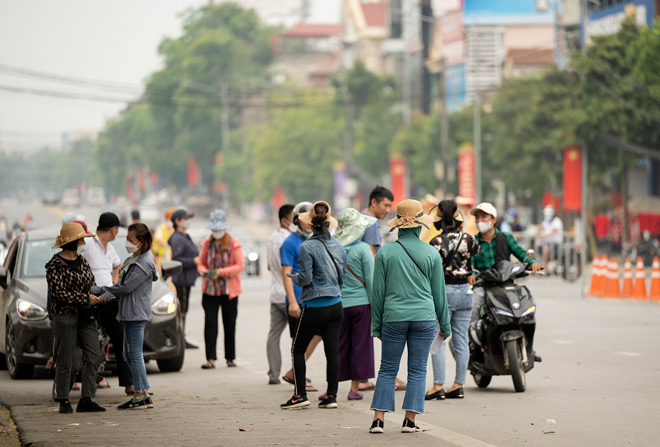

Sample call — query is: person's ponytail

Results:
[311,203,329,228]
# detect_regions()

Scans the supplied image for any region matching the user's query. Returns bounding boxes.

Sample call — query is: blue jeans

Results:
[370,320,435,414]
[123,321,150,393]
[431,283,473,385]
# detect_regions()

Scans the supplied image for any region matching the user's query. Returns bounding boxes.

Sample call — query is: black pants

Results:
[202,294,238,361]
[292,302,343,397]
[98,301,132,387]
[175,285,191,315]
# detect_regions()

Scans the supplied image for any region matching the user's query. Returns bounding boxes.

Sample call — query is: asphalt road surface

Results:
[1,202,659,446]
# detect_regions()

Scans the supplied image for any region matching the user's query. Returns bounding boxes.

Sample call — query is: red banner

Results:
[458,144,476,205]
[542,192,561,210]
[389,156,407,208]
[187,157,199,187]
[563,146,582,212]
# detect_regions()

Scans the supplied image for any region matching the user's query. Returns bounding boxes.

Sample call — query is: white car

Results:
[86,187,107,207]
[59,189,81,207]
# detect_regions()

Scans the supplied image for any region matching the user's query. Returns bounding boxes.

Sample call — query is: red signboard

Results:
[389,156,407,208]
[458,144,476,205]
[563,146,582,212]
[187,157,199,187]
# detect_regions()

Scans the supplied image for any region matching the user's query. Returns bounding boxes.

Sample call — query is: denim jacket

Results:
[295,232,346,303]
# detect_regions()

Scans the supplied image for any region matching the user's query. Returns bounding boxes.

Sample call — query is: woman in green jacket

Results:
[369,200,451,434]
[334,208,377,401]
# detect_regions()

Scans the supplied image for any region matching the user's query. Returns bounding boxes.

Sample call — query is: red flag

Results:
[187,157,199,187]
[542,192,561,210]
[458,143,476,205]
[389,156,407,208]
[563,146,582,212]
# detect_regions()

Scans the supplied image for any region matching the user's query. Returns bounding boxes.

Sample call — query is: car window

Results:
[4,239,19,275]
[23,240,58,278]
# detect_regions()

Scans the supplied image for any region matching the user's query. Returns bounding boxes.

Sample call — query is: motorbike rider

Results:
[468,203,542,322]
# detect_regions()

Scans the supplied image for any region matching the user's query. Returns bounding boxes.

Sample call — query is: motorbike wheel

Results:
[506,340,526,392]
[473,372,492,388]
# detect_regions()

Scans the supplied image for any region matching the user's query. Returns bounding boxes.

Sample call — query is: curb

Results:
[0,405,21,447]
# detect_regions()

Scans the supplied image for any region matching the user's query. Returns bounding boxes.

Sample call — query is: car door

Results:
[0,238,19,354]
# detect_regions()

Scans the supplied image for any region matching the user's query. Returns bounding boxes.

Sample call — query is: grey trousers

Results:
[52,312,102,401]
[266,303,289,381]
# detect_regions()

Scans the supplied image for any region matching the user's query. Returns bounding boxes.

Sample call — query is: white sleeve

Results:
[109,245,121,269]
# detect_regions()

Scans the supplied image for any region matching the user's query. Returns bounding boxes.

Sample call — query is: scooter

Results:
[468,251,542,392]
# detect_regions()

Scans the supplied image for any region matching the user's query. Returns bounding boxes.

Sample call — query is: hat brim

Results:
[334,215,377,246]
[387,214,434,230]
[53,232,96,249]
[299,212,338,228]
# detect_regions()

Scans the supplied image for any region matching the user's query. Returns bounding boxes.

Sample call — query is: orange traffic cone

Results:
[604,257,620,298]
[632,257,648,300]
[621,258,633,297]
[588,255,605,296]
[650,257,660,301]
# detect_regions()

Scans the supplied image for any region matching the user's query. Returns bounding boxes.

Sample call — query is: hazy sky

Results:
[0,0,341,151]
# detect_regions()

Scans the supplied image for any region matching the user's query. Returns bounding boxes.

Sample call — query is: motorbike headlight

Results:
[247,252,259,262]
[521,306,536,316]
[17,299,48,320]
[493,308,514,317]
[152,294,177,315]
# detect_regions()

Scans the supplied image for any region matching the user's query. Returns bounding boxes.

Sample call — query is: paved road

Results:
[1,203,660,446]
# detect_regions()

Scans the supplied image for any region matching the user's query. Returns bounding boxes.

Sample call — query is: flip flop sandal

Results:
[358,382,376,391]
[282,376,313,386]
[305,385,318,392]
[201,362,216,369]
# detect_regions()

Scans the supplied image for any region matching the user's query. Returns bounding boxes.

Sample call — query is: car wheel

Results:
[156,335,185,373]
[0,352,7,370]
[6,318,34,379]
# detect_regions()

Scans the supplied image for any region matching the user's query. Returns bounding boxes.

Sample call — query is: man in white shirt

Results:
[266,204,294,384]
[540,205,564,265]
[83,212,133,394]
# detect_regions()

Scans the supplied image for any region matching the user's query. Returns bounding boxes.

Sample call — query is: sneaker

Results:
[347,390,363,400]
[318,393,328,401]
[401,418,420,433]
[144,396,154,408]
[268,377,281,385]
[118,397,147,410]
[59,400,73,414]
[318,395,338,409]
[280,395,310,409]
[369,418,384,434]
[76,398,106,413]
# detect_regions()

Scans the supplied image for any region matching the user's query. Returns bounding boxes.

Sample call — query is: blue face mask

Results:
[298,229,313,238]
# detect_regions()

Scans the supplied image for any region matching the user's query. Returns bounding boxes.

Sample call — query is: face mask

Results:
[298,229,313,238]
[76,244,86,255]
[212,230,225,239]
[167,221,173,228]
[125,241,139,254]
[288,223,298,233]
[543,212,553,221]
[477,221,493,234]
[182,221,191,230]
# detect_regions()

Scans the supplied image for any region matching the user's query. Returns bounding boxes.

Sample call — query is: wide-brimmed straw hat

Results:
[299,201,338,228]
[432,207,465,223]
[387,199,434,232]
[53,222,95,249]
[333,208,377,246]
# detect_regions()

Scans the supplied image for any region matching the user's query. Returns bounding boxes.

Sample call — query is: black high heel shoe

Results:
[445,387,464,399]
[424,389,446,400]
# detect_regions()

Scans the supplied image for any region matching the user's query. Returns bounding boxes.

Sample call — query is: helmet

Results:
[468,320,486,347]
[292,201,312,226]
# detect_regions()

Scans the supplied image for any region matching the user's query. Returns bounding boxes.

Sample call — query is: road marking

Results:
[613,351,642,357]
[549,339,574,345]
[354,406,497,447]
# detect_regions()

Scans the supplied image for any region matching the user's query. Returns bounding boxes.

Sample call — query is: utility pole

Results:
[473,92,482,204]
[439,60,449,195]
[220,81,229,152]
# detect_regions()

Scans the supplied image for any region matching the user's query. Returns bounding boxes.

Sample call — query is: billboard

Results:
[464,0,553,24]
[583,0,656,45]
[446,63,467,111]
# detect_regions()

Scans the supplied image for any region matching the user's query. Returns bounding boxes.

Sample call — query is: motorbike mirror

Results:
[526,249,535,258]
[161,260,183,281]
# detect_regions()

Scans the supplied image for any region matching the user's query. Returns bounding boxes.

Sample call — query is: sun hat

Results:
[53,222,95,249]
[387,199,434,232]
[208,209,230,231]
[470,202,498,219]
[299,201,338,228]
[333,208,377,246]
[432,207,464,223]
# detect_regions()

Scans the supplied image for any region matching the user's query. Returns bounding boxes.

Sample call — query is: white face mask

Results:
[182,220,191,230]
[76,244,86,255]
[288,223,298,233]
[477,221,493,234]
[212,230,225,239]
[125,241,139,254]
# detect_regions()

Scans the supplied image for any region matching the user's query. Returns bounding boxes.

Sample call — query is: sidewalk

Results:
[0,406,20,447]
